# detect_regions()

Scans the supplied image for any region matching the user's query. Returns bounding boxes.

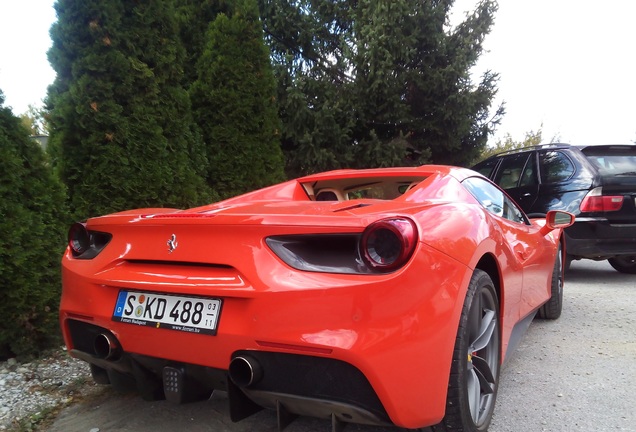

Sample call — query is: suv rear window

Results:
[581,146,636,176]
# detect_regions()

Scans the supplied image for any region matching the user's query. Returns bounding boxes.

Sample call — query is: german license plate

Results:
[112,291,221,335]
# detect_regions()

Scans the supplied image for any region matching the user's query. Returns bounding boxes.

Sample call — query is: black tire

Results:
[607,256,636,274]
[538,243,563,320]
[564,253,573,273]
[432,270,500,432]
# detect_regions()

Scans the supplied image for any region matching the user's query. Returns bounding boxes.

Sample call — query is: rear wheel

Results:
[538,243,563,320]
[608,256,636,274]
[564,253,573,272]
[432,270,500,432]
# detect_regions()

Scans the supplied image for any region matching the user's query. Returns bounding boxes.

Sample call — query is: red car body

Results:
[60,165,572,431]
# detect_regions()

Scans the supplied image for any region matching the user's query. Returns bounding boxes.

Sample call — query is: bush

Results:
[47,0,213,220]
[190,0,286,199]
[0,92,69,359]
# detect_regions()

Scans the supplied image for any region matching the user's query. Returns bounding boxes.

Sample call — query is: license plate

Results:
[112,291,221,335]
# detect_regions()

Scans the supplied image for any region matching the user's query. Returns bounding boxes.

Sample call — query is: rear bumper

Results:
[565,218,636,259]
[59,243,470,429]
[65,321,391,426]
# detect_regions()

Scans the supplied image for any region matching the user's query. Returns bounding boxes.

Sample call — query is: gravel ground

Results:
[2,259,635,432]
[0,349,93,431]
[487,259,636,432]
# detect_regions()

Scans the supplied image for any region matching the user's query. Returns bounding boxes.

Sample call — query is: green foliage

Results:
[258,0,359,175]
[476,128,544,162]
[18,104,48,136]
[0,91,69,359]
[47,0,213,220]
[174,0,232,86]
[258,0,503,176]
[190,0,286,199]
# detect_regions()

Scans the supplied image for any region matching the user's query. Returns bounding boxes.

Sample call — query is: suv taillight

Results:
[580,187,624,212]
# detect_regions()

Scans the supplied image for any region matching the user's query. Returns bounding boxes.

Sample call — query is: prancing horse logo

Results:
[167,234,178,253]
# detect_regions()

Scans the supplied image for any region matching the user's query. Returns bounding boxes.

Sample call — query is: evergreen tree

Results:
[400,0,504,166]
[258,0,504,175]
[0,91,68,359]
[190,0,285,199]
[174,0,232,86]
[259,0,357,176]
[47,0,212,219]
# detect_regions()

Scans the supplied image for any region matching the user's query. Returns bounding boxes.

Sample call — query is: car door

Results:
[461,177,539,341]
[491,196,546,320]
[492,152,540,214]
[534,149,593,215]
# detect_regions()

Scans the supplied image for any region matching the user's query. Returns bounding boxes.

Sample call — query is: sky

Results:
[0,0,56,116]
[1,0,635,145]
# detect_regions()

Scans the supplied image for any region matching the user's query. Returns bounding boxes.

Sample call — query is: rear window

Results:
[581,146,636,176]
[539,150,575,183]
[303,175,430,201]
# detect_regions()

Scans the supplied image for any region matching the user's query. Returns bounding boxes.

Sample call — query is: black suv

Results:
[472,144,636,273]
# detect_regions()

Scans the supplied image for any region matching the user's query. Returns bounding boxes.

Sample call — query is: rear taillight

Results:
[67,223,112,259]
[68,223,90,255]
[580,187,624,213]
[360,218,418,272]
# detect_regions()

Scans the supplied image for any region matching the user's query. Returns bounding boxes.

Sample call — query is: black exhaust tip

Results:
[229,355,263,387]
[93,333,121,360]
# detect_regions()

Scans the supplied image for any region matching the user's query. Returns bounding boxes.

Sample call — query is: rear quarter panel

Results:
[414,197,560,363]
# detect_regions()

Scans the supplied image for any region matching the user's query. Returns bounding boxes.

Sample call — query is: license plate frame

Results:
[112,290,222,335]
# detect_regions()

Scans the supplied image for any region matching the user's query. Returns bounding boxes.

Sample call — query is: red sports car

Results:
[60,165,573,431]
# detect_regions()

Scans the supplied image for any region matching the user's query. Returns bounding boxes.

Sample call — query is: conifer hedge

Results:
[47,0,213,220]
[0,92,69,359]
[190,0,286,198]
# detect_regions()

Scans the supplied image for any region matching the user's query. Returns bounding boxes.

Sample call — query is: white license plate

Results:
[112,291,221,335]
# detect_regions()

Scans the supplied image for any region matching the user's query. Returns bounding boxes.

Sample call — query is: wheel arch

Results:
[559,233,567,257]
[474,253,505,362]
[434,255,503,431]
[474,253,502,307]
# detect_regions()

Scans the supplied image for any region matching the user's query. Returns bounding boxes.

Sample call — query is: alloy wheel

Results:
[466,286,499,427]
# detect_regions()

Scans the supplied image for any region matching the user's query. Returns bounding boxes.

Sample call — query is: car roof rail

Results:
[490,143,571,158]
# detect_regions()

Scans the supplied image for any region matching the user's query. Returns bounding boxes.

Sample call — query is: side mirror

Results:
[540,210,575,236]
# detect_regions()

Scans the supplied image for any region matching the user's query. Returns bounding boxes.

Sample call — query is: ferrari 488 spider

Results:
[60,165,573,431]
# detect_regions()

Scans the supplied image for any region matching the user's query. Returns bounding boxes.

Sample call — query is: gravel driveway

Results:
[40,260,636,431]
